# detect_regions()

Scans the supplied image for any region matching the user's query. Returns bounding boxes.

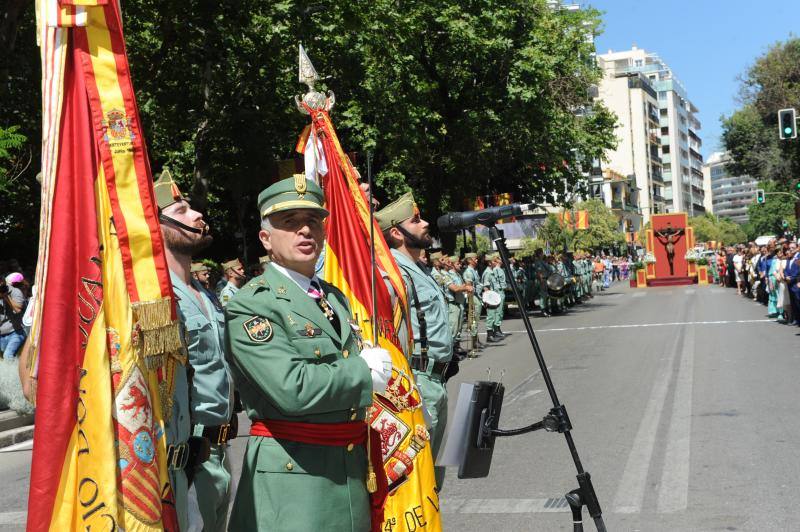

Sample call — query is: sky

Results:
[587,0,799,158]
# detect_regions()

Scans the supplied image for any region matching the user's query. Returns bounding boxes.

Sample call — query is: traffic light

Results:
[778,108,797,140]
[756,189,765,204]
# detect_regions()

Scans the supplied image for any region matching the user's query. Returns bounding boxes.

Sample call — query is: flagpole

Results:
[367,150,379,343]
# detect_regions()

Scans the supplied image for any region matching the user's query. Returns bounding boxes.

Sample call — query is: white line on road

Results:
[658,319,695,513]
[613,329,683,513]
[442,498,570,514]
[632,292,647,298]
[491,319,772,335]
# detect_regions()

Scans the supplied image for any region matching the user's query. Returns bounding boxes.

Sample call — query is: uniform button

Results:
[346,443,354,452]
[285,462,294,471]
[314,348,321,357]
[350,411,358,420]
[342,349,349,358]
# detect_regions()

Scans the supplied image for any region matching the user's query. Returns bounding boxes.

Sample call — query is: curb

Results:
[0,424,34,449]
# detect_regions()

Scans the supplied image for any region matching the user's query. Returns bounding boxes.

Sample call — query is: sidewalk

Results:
[0,410,33,449]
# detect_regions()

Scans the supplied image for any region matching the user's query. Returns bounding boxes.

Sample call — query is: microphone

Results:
[437,203,537,232]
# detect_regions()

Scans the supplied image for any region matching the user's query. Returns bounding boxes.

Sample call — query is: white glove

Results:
[359,347,393,394]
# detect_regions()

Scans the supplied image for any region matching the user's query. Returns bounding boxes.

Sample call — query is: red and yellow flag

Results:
[575,210,589,230]
[300,107,442,531]
[29,1,180,530]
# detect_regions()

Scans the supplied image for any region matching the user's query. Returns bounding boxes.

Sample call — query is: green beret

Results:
[190,262,208,273]
[375,191,418,231]
[464,252,477,259]
[258,174,328,219]
[154,168,185,210]
[222,258,242,271]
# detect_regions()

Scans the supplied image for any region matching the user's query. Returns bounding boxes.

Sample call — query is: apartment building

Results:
[704,151,757,224]
[596,47,705,223]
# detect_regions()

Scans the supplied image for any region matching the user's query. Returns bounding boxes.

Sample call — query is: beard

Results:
[163,226,213,256]
[397,224,433,250]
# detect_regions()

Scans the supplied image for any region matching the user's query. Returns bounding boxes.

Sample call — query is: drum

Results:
[546,273,565,298]
[482,290,502,308]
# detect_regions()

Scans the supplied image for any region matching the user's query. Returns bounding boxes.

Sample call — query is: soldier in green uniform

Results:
[155,170,235,532]
[445,256,471,359]
[225,176,392,531]
[191,262,211,290]
[462,253,484,350]
[509,257,528,314]
[481,254,501,342]
[376,191,452,489]
[531,249,551,317]
[218,259,246,307]
[492,256,510,337]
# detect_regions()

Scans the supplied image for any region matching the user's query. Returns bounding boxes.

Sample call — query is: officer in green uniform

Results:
[218,259,245,307]
[430,252,449,294]
[376,191,452,489]
[532,249,551,317]
[226,176,392,531]
[155,170,235,532]
[509,258,528,313]
[462,253,484,350]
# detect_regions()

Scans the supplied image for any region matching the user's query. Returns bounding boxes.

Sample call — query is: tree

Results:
[742,181,796,239]
[517,236,547,258]
[689,213,747,245]
[569,199,626,251]
[1,0,618,267]
[455,233,491,255]
[722,38,800,188]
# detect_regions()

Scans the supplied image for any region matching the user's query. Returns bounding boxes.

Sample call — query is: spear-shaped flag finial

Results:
[295,44,335,114]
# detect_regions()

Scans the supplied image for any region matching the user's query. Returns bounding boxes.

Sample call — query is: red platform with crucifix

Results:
[644,213,697,286]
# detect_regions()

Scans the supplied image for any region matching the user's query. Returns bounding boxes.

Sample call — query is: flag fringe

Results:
[132,297,173,330]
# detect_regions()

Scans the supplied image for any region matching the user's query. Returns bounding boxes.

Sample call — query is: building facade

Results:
[704,151,757,224]
[596,47,705,224]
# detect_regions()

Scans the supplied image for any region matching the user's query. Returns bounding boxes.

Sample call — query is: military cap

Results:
[258,174,328,219]
[190,262,209,273]
[448,255,459,262]
[486,253,499,261]
[154,168,185,210]
[375,191,418,231]
[222,258,243,271]
[464,252,477,259]
[259,255,271,265]
[429,251,443,261]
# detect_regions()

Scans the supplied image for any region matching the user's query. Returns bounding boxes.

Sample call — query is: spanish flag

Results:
[575,210,589,230]
[29,1,180,530]
[299,107,442,531]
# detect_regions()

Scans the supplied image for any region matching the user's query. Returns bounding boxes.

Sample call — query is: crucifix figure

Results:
[655,223,686,275]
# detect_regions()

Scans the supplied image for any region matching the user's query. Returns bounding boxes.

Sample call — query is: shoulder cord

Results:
[398,265,429,367]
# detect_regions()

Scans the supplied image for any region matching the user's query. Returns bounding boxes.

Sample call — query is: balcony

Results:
[611,200,641,214]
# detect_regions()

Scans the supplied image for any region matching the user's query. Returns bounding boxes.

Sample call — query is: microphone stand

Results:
[487,223,606,532]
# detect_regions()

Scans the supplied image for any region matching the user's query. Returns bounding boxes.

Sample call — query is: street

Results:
[2,283,800,531]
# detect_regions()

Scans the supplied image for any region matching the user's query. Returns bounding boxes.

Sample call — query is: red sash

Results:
[250,419,387,531]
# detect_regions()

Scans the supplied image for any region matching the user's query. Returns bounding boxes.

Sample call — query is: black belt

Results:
[410,355,449,378]
[202,420,237,445]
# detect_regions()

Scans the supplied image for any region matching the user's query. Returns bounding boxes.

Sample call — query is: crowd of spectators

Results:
[706,239,800,325]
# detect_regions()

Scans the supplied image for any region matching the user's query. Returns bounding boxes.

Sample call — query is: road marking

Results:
[632,292,646,298]
[495,319,772,335]
[0,439,33,453]
[442,497,569,514]
[613,329,683,514]
[0,511,26,524]
[504,389,543,406]
[658,320,695,513]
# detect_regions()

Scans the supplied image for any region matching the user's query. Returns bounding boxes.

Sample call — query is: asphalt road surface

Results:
[2,282,799,531]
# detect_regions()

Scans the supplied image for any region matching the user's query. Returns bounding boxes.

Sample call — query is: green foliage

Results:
[722,38,800,187]
[742,180,796,238]
[1,0,617,265]
[517,237,547,258]
[688,213,747,246]
[630,261,644,271]
[696,257,708,266]
[535,199,625,252]
[0,125,27,185]
[455,233,491,254]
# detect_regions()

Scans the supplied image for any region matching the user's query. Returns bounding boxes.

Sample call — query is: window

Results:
[662,145,670,154]
[658,91,667,100]
[635,59,643,67]
[660,108,668,117]
[661,126,669,135]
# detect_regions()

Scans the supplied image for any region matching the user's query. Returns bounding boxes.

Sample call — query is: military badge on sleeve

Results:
[243,316,273,343]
